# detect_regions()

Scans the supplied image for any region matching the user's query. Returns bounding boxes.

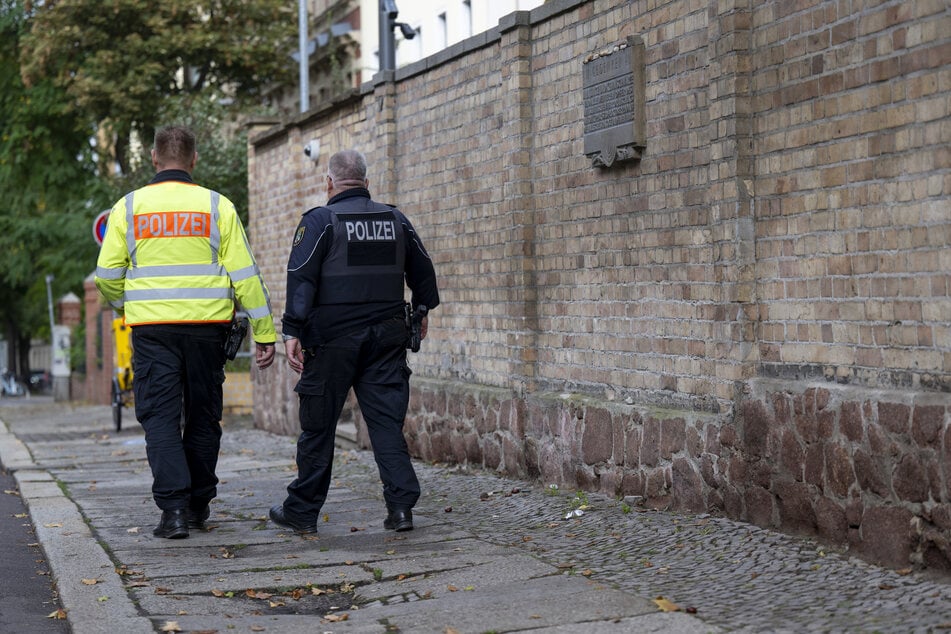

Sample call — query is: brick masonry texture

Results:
[247,0,950,572]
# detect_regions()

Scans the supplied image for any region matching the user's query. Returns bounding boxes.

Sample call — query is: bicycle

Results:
[111,317,134,431]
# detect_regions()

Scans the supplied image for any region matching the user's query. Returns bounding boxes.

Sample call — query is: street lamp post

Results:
[298,0,309,112]
[45,274,55,347]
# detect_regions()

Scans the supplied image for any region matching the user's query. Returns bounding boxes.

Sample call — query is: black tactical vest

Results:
[317,197,406,304]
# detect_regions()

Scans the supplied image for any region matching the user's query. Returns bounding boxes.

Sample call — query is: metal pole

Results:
[298,0,309,112]
[45,274,55,345]
[379,0,395,71]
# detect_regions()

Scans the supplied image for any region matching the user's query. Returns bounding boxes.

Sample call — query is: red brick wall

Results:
[82,276,114,406]
[248,0,950,571]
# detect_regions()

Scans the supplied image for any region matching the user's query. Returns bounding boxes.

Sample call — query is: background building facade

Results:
[269,0,545,116]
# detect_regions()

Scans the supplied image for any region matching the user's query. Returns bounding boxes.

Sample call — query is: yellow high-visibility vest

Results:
[94,179,276,343]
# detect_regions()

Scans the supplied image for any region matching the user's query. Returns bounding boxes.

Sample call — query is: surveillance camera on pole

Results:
[398,22,416,40]
[379,0,417,72]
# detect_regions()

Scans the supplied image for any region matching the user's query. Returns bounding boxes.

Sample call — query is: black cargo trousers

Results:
[132,324,228,512]
[282,315,420,524]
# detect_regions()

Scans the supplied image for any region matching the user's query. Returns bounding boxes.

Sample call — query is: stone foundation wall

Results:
[342,377,950,571]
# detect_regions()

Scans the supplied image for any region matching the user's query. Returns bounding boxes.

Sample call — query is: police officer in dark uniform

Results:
[270,149,439,534]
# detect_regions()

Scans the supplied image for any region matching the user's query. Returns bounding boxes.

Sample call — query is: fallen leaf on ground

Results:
[115,567,143,576]
[44,522,62,528]
[324,613,349,622]
[14,513,27,518]
[160,621,183,632]
[127,527,140,534]
[81,578,99,585]
[447,585,459,592]
[4,489,19,496]
[654,597,680,612]
[47,609,67,619]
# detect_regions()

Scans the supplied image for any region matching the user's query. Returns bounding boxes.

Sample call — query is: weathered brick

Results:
[237,0,950,573]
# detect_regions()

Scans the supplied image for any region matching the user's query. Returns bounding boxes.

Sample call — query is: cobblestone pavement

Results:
[346,450,951,633]
[2,399,950,633]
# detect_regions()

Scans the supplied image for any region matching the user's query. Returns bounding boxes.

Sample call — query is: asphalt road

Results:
[0,457,70,633]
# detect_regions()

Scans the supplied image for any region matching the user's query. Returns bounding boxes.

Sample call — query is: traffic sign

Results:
[93,209,110,246]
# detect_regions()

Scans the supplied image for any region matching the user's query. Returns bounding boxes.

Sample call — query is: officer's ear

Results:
[189,151,198,171]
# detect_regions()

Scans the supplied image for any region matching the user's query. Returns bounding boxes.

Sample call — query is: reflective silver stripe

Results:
[229,264,260,282]
[108,299,124,310]
[245,305,271,319]
[209,191,221,264]
[124,193,137,266]
[96,265,127,280]
[127,264,226,279]
[124,287,234,302]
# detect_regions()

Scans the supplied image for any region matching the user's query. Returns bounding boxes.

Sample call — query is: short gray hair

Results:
[328,149,367,185]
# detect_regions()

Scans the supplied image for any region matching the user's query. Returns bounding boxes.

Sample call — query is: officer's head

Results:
[152,126,197,173]
[326,149,368,195]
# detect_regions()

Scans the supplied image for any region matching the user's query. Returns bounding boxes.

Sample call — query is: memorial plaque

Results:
[583,36,646,167]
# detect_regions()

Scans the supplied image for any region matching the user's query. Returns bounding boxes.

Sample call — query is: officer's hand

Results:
[285,337,304,373]
[256,342,275,370]
[420,315,429,341]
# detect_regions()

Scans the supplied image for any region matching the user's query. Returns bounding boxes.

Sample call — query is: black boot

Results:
[384,506,413,531]
[186,506,210,530]
[268,505,318,534]
[153,509,189,539]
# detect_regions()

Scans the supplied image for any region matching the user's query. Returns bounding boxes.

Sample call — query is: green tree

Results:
[0,0,105,377]
[2,0,292,379]
[20,0,295,174]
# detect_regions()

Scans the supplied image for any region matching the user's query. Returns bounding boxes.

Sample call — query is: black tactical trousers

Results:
[132,324,226,512]
[282,317,420,523]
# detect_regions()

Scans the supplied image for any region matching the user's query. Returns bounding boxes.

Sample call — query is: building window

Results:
[462,0,472,37]
[438,12,448,49]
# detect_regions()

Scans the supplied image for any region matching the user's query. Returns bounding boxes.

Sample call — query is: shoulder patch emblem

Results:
[293,226,306,246]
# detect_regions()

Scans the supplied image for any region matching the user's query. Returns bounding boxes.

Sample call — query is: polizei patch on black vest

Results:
[339,212,398,266]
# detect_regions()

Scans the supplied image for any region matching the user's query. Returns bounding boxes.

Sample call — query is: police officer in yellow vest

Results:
[95,125,276,539]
